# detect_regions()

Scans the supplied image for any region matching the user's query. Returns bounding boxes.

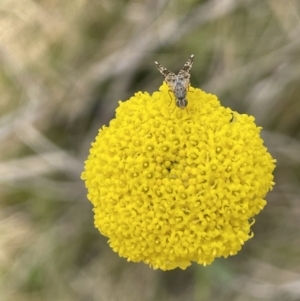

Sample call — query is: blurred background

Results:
[1,0,300,300]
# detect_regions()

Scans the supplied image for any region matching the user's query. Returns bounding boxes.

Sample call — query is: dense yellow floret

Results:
[81,83,276,270]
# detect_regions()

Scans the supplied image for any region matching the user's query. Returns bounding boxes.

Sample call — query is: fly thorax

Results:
[174,82,187,101]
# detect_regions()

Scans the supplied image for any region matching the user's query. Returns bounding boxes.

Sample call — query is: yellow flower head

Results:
[81,83,276,271]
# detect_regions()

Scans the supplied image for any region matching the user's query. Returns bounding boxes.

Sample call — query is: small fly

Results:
[155,54,194,111]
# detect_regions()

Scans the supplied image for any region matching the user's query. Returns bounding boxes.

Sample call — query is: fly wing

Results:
[180,54,194,74]
[155,61,177,91]
[177,54,194,89]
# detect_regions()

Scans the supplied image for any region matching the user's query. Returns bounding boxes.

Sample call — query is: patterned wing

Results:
[155,61,177,91]
[177,54,194,89]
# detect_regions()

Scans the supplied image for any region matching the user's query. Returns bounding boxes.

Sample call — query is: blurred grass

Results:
[1,0,300,300]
